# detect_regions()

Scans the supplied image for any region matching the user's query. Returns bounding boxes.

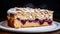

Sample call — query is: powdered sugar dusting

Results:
[40,9,46,11]
[7,8,16,14]
[7,7,36,14]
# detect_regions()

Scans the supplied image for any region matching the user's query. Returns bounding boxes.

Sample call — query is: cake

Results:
[7,7,54,28]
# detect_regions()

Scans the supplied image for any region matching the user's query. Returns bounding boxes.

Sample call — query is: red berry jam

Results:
[35,18,39,21]
[17,18,52,25]
[47,19,52,25]
[28,20,33,22]
[39,20,44,25]
[21,20,27,25]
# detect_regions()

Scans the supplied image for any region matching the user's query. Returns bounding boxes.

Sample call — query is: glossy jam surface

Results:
[17,18,52,25]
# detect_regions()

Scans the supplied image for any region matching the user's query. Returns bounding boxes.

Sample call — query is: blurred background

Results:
[0,0,60,21]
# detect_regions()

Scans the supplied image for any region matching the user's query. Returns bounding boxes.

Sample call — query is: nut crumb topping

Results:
[7,7,54,20]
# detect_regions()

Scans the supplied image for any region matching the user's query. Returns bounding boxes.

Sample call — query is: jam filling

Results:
[17,18,52,25]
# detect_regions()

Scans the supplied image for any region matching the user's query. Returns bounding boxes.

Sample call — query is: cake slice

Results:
[7,7,54,28]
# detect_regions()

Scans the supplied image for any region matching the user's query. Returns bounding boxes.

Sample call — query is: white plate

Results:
[0,21,60,33]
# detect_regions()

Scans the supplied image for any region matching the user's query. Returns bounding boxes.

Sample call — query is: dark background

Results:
[0,0,60,20]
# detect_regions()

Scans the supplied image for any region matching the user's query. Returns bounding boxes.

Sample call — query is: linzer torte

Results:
[7,7,54,28]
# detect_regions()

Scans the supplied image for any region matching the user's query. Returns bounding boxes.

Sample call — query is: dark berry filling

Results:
[39,20,44,25]
[17,18,52,25]
[29,20,33,22]
[47,19,52,25]
[35,18,39,21]
[21,20,27,25]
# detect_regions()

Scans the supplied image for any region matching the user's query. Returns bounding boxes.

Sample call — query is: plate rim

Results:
[0,21,60,33]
